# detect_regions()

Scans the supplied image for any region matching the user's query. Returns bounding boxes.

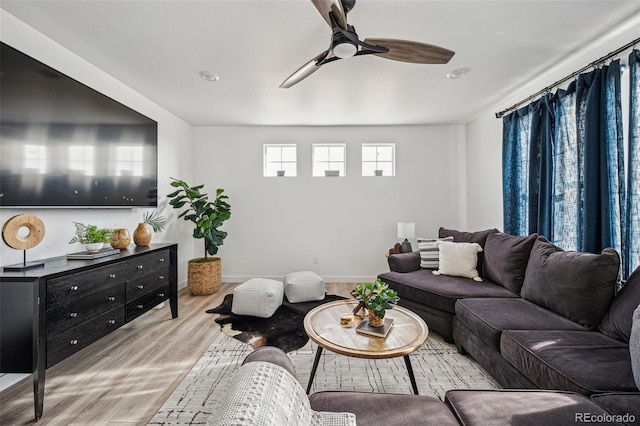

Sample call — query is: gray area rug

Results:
[150,332,500,425]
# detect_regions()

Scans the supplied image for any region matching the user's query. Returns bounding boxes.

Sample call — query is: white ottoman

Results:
[284,271,325,303]
[232,278,284,318]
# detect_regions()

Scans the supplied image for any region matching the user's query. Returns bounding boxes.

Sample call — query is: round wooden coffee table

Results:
[303,300,429,394]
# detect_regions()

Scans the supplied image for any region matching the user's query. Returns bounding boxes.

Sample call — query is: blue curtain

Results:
[503,60,628,273]
[576,60,625,254]
[625,50,640,277]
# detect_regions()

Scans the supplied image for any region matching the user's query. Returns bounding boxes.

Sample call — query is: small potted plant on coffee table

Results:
[352,278,400,327]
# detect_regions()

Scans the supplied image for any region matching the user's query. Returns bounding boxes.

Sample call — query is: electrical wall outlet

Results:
[313,255,319,264]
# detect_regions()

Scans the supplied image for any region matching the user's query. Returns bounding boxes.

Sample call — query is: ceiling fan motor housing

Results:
[332,25,359,58]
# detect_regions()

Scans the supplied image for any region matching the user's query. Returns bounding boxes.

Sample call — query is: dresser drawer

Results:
[46,306,125,368]
[126,283,170,322]
[47,263,127,309]
[126,269,170,301]
[120,249,171,278]
[46,284,125,338]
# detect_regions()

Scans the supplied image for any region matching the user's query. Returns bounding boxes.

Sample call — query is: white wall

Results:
[193,125,467,282]
[0,10,195,285]
[463,12,640,232]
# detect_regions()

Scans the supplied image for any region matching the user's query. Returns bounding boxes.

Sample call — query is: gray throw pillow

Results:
[482,232,538,294]
[520,237,620,330]
[599,266,640,343]
[631,305,640,390]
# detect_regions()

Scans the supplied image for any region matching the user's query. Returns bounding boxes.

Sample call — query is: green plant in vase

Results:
[69,222,114,252]
[352,278,400,327]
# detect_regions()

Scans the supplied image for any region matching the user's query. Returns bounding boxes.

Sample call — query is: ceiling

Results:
[1,1,639,126]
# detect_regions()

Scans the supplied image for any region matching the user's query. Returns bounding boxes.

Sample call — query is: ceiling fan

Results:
[280,0,455,88]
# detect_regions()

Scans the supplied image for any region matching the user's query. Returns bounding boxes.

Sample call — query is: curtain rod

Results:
[495,36,640,119]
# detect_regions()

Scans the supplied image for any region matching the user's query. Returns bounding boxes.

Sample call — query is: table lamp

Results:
[397,222,415,253]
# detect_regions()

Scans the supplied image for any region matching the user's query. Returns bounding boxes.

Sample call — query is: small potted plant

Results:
[352,278,400,327]
[69,222,115,252]
[133,211,167,247]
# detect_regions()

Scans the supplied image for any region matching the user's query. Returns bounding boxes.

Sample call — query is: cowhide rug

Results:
[206,293,346,353]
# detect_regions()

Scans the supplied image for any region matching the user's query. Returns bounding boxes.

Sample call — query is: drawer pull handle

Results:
[137,285,144,289]
[70,312,78,318]
[159,258,165,262]
[109,274,116,279]
[108,319,116,325]
[158,276,165,280]
[158,293,165,297]
[137,304,144,309]
[137,265,143,270]
[70,285,79,291]
[70,339,78,345]
[107,296,116,301]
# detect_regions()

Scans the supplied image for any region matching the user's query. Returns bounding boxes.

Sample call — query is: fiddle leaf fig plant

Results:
[167,177,231,258]
[352,278,399,319]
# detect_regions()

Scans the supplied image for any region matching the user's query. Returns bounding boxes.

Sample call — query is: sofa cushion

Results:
[433,241,483,281]
[501,330,637,395]
[211,361,356,426]
[445,389,617,426]
[455,298,586,351]
[417,236,453,269]
[310,391,459,426]
[482,232,537,294]
[599,266,640,343]
[520,237,620,330]
[590,392,640,423]
[379,270,517,315]
[631,305,640,389]
[439,227,499,276]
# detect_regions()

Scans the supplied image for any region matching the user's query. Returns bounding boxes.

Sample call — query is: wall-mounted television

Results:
[0,42,158,208]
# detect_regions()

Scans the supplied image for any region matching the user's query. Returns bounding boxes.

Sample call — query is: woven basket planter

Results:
[188,257,221,295]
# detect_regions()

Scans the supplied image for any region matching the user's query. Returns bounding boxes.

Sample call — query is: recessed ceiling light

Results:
[446,68,469,79]
[200,71,220,82]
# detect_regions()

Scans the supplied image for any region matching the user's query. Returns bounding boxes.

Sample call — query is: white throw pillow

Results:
[631,304,640,390]
[432,241,483,282]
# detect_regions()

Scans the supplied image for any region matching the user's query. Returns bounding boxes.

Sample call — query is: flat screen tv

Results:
[0,42,158,208]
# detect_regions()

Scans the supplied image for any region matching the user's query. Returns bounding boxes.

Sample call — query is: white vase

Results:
[84,242,103,253]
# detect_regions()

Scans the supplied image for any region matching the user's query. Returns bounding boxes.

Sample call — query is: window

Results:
[264,144,297,177]
[313,144,345,177]
[69,145,95,176]
[362,143,395,176]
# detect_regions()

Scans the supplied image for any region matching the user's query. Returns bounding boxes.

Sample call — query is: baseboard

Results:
[222,276,376,283]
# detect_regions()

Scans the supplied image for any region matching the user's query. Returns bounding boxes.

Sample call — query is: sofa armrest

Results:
[242,346,297,378]
[387,252,421,273]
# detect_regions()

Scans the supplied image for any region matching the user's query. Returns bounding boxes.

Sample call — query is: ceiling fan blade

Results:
[280,51,333,88]
[363,38,455,64]
[311,0,347,30]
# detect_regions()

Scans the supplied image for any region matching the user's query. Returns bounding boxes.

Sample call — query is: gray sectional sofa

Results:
[208,227,640,425]
[212,346,639,425]
[379,227,640,397]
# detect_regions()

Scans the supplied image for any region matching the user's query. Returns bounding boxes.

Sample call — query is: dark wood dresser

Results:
[0,243,178,420]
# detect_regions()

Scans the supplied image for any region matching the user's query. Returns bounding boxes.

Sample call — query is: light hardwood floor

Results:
[0,282,355,425]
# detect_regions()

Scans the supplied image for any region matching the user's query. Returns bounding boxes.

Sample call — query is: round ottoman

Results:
[284,271,325,303]
[232,278,284,318]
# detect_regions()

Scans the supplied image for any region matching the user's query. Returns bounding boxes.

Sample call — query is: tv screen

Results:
[0,42,158,208]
